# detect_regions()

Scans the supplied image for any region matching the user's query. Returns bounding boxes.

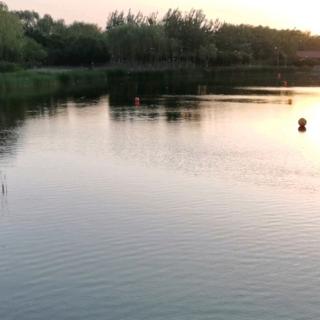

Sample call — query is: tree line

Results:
[1,1,320,69]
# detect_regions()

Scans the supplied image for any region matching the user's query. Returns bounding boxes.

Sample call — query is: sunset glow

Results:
[6,0,320,33]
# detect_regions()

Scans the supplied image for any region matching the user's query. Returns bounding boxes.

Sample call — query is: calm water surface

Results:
[1,81,320,319]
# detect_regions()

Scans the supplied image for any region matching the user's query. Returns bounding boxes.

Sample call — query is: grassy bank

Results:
[0,68,112,98]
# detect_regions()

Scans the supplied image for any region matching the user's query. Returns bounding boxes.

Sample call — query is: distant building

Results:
[296,50,320,60]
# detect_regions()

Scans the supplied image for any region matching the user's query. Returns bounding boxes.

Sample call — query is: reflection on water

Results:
[107,87,320,192]
[1,76,320,320]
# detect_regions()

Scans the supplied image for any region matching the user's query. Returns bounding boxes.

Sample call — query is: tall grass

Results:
[0,65,317,103]
[0,68,110,99]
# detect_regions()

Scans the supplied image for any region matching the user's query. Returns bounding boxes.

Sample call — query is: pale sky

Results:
[6,0,320,34]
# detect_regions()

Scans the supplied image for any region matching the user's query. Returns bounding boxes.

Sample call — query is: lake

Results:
[1,71,320,319]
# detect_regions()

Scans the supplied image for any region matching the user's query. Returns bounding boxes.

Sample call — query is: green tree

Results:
[0,5,24,62]
[0,1,8,11]
[163,9,219,63]
[63,22,109,65]
[199,43,218,66]
[22,37,47,65]
[13,10,40,36]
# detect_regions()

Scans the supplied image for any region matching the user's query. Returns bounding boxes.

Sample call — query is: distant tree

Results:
[63,22,109,65]
[162,9,220,63]
[199,43,218,66]
[22,37,47,65]
[0,1,8,11]
[106,10,151,31]
[13,10,40,36]
[0,6,24,62]
[3,3,320,68]
[106,11,126,31]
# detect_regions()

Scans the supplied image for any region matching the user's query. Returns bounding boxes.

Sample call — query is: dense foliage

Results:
[1,1,320,69]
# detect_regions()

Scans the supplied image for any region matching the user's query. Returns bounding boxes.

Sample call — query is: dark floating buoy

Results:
[298,118,307,132]
[298,118,307,127]
[0,173,7,196]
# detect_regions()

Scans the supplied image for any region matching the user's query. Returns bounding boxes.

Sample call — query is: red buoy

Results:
[134,97,141,107]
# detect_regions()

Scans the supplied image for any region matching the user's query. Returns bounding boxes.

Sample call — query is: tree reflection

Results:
[0,86,107,159]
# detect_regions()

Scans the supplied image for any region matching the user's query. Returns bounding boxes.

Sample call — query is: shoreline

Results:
[1,63,315,74]
[1,65,320,102]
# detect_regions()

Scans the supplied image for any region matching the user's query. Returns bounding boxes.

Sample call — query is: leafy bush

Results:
[0,61,22,72]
